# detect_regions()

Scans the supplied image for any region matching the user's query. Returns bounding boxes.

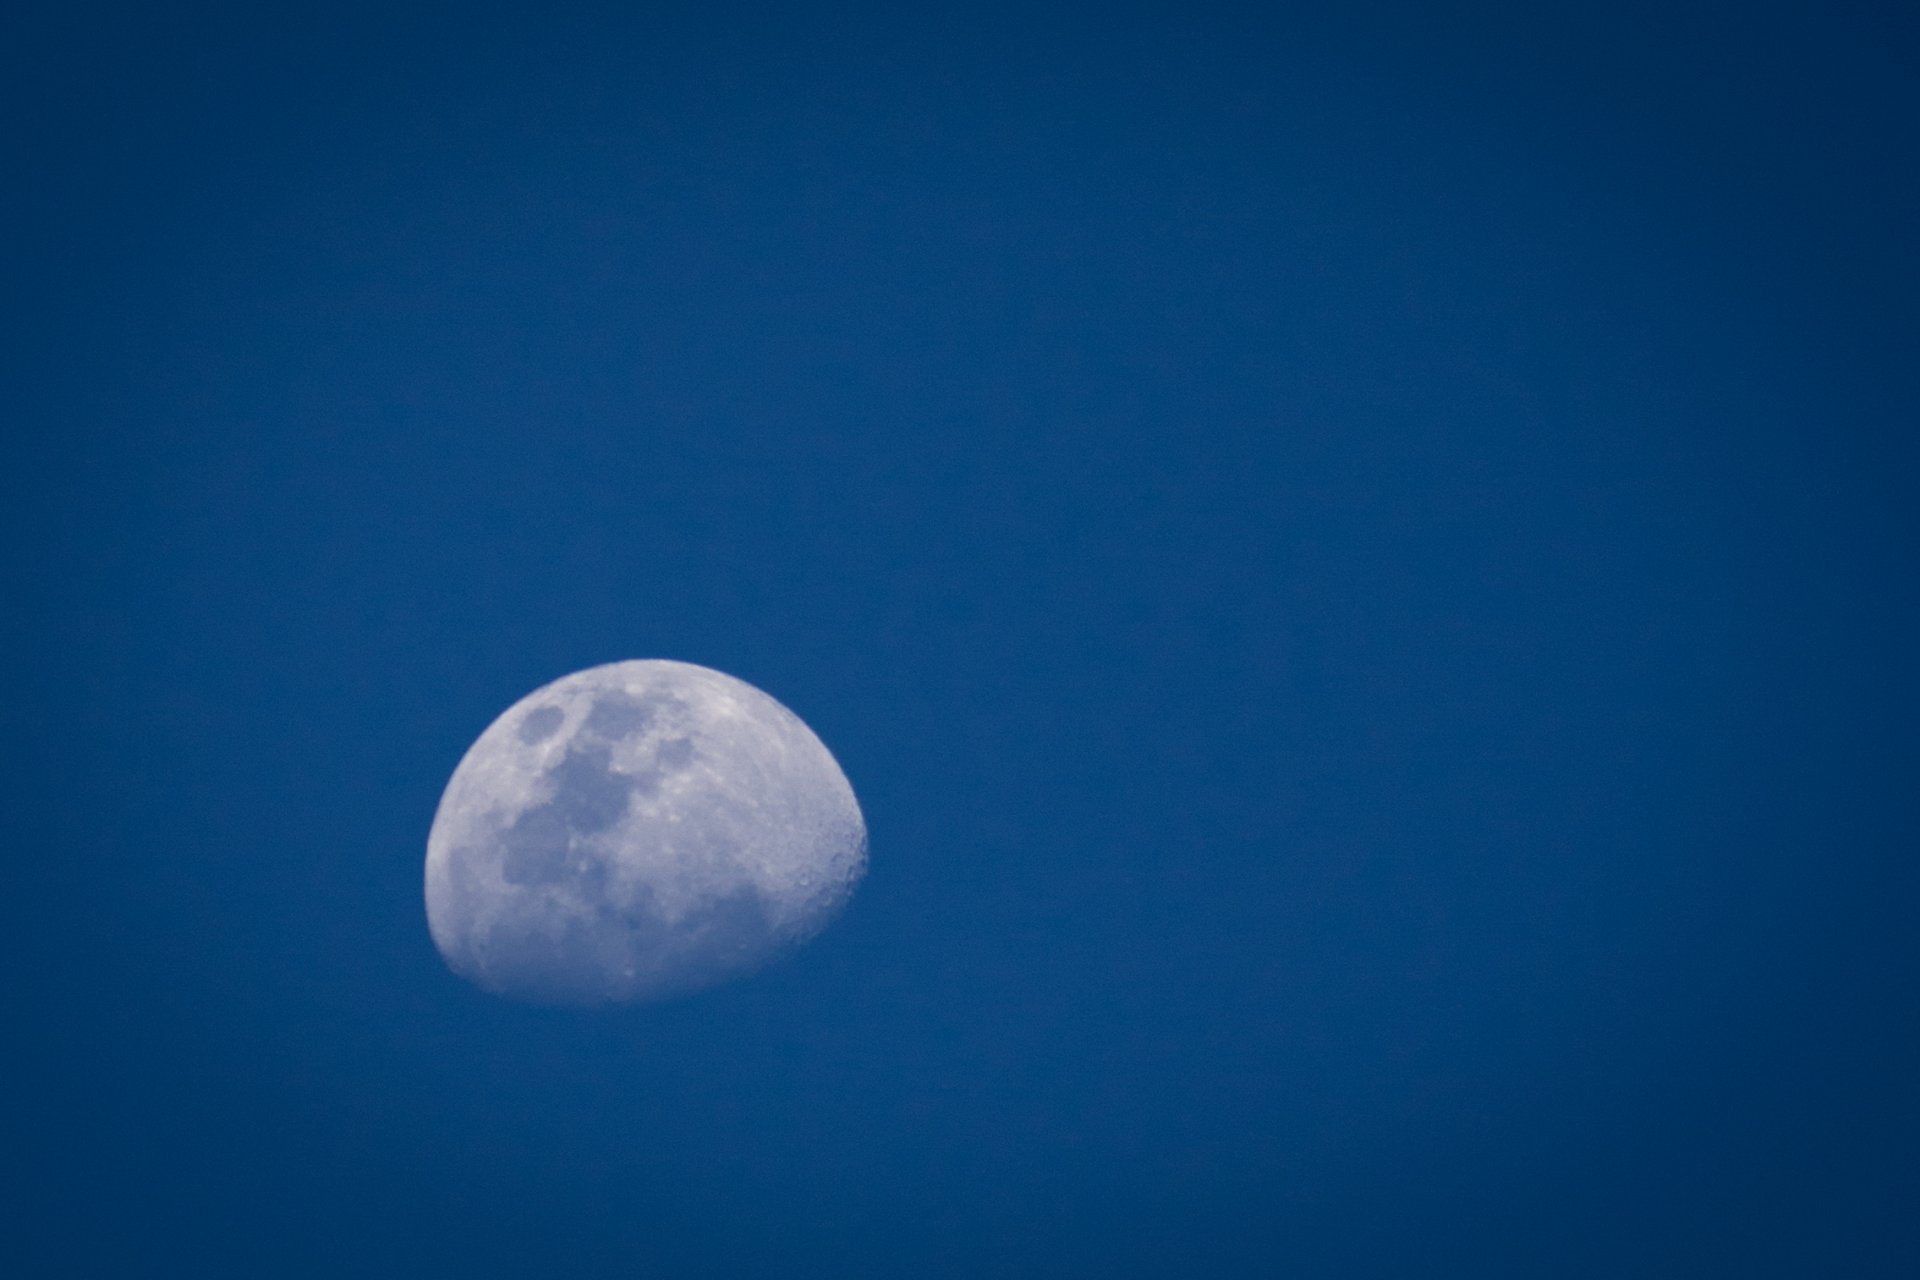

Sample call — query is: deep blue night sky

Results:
[9,3,1918,1274]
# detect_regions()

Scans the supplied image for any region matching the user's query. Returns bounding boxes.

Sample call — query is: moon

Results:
[424,660,867,1005]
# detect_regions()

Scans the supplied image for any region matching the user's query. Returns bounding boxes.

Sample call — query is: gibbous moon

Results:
[425,660,867,1005]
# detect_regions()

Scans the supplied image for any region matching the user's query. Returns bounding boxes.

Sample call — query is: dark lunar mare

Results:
[515,704,564,743]
[474,688,756,1002]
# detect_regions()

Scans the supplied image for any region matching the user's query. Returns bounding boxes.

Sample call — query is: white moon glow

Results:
[424,660,867,1005]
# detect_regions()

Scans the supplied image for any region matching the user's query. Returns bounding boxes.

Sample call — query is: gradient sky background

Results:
[8,2,1917,1275]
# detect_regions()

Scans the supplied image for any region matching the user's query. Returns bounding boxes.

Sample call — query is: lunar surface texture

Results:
[425,660,867,1005]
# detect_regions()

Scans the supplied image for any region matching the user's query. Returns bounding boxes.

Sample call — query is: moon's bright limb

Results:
[424,660,867,1005]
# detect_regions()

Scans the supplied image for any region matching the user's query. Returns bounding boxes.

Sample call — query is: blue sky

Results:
[9,3,1917,1275]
